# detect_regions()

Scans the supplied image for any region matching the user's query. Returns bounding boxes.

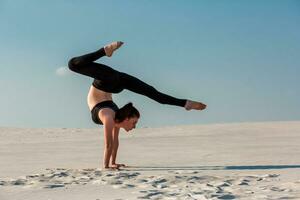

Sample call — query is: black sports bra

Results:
[90,100,119,125]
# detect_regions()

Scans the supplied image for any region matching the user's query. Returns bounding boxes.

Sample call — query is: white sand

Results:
[1,121,300,200]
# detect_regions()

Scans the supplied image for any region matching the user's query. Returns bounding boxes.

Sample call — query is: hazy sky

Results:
[0,0,299,128]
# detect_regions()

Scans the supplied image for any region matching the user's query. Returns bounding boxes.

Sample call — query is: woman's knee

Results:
[68,57,81,72]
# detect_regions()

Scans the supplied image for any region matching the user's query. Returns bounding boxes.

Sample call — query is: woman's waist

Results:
[87,86,112,110]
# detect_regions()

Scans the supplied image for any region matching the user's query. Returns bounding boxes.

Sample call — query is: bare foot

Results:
[104,41,124,57]
[184,100,207,111]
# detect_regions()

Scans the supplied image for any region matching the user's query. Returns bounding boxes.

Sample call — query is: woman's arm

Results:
[111,127,120,165]
[102,118,114,169]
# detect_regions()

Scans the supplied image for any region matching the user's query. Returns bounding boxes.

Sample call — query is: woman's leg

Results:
[68,48,119,80]
[68,43,206,110]
[119,72,187,107]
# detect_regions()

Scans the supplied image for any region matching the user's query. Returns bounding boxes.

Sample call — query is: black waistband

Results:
[92,78,124,93]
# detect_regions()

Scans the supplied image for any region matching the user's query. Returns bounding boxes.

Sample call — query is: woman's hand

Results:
[110,165,120,170]
[103,166,120,171]
[112,163,126,168]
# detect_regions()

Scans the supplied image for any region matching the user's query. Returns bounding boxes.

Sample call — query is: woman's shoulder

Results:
[99,108,116,124]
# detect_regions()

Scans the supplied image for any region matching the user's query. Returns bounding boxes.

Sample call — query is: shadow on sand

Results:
[123,165,300,171]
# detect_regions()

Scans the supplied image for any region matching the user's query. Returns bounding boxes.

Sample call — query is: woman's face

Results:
[123,116,139,132]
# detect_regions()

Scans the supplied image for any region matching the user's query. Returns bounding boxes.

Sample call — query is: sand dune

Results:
[1,121,300,199]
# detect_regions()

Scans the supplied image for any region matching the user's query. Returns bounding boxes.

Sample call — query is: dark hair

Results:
[115,102,140,123]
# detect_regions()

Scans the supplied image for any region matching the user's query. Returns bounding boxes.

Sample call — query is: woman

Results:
[68,41,206,170]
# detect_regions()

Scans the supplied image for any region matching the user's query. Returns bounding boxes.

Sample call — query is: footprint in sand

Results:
[44,183,65,189]
[10,178,28,186]
[236,179,250,186]
[210,181,232,188]
[136,178,149,183]
[0,180,6,186]
[210,193,236,199]
[149,177,168,187]
[269,186,286,192]
[187,176,203,183]
[113,183,136,189]
[217,194,236,199]
[256,174,280,181]
[138,189,165,199]
[114,172,140,180]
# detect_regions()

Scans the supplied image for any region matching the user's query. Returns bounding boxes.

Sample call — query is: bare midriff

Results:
[87,85,113,111]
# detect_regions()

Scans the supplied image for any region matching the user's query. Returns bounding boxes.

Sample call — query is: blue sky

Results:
[0,0,299,128]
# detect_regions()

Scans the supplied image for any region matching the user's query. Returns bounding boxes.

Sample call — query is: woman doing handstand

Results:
[68,41,207,170]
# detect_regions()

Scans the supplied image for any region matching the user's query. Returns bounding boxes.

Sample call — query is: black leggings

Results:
[68,47,187,107]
